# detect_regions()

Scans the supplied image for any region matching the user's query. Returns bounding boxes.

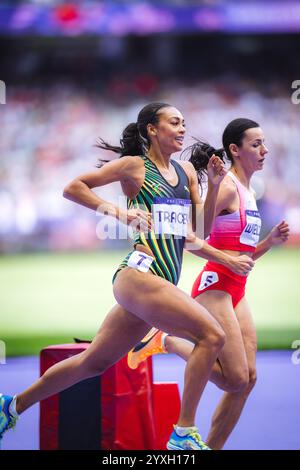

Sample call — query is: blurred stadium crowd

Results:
[1,77,299,253]
[1,0,300,253]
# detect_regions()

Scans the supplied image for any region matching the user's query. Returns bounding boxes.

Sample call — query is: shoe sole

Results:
[167,441,209,451]
[166,442,183,450]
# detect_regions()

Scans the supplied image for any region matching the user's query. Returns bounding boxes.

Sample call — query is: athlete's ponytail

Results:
[185,140,226,185]
[96,102,171,167]
[186,118,260,188]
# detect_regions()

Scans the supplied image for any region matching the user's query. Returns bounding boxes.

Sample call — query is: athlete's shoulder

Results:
[221,174,237,193]
[176,159,194,172]
[176,160,202,203]
[120,155,144,167]
[217,174,238,206]
[118,155,144,175]
[176,160,197,181]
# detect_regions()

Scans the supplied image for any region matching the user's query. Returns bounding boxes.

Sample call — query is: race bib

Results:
[199,271,219,291]
[152,197,191,237]
[127,250,154,273]
[240,210,261,247]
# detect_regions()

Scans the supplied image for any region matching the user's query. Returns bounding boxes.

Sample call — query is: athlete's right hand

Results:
[227,255,255,276]
[119,208,153,232]
[207,154,227,186]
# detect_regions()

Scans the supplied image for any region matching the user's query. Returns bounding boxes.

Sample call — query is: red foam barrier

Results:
[152,382,181,450]
[40,343,180,450]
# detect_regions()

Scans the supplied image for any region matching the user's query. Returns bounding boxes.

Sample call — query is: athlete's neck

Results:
[147,146,172,170]
[230,164,253,189]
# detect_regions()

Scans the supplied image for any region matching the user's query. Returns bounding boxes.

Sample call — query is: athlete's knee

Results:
[203,325,226,351]
[224,369,250,393]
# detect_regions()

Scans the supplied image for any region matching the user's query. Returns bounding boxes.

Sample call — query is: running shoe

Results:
[127,328,167,369]
[0,394,18,441]
[167,426,211,450]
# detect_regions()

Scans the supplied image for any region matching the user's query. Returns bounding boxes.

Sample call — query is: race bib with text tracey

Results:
[240,210,261,247]
[127,251,154,273]
[152,197,191,237]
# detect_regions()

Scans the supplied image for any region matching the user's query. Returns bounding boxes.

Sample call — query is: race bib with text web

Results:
[240,209,261,247]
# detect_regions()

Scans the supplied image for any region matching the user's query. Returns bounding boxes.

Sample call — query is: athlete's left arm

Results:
[253,220,290,260]
[179,157,226,239]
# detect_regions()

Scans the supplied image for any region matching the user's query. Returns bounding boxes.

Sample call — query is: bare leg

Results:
[161,294,257,448]
[163,295,257,449]
[16,267,225,432]
[206,383,256,450]
[164,290,248,393]
[206,297,257,450]
[16,304,151,414]
[165,336,193,361]
[113,268,225,427]
[165,336,225,387]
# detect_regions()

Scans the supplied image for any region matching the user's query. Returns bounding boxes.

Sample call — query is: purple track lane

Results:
[0,351,299,450]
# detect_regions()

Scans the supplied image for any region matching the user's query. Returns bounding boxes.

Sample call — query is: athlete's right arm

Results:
[213,177,238,216]
[63,157,151,227]
[185,235,254,276]
[185,176,254,275]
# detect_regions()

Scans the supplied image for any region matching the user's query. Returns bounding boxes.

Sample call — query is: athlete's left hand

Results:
[268,220,290,246]
[207,155,227,186]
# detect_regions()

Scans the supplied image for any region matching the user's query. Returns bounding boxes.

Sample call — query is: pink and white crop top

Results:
[208,171,261,253]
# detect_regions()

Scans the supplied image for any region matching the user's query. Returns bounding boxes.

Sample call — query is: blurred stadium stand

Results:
[1,1,300,253]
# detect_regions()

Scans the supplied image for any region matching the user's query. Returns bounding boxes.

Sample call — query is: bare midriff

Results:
[221,249,254,258]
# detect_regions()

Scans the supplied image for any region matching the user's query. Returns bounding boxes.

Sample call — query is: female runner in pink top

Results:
[128,118,290,450]
[191,166,261,307]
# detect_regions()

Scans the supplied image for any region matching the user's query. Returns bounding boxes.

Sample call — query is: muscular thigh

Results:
[82,304,151,369]
[195,290,248,378]
[113,267,222,345]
